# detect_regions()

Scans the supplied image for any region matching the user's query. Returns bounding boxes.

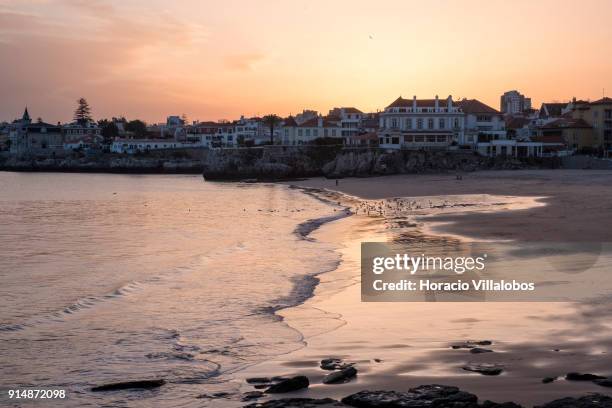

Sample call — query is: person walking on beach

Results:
[335,179,339,186]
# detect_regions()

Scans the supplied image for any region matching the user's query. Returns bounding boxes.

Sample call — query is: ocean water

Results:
[0,173,342,407]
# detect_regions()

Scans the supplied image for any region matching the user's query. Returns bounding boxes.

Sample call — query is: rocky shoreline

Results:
[1,147,560,177]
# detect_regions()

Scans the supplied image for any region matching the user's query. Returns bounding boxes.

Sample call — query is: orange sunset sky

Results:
[1,0,611,124]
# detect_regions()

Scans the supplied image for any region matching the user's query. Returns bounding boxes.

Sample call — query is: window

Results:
[391,118,398,128]
[331,129,336,137]
[313,129,318,137]
[324,129,328,137]
[405,118,412,129]
[428,118,434,129]
[438,118,445,129]
[477,115,491,122]
[298,129,303,137]
[417,119,423,129]
[391,137,400,144]
[305,129,310,137]
[454,118,460,128]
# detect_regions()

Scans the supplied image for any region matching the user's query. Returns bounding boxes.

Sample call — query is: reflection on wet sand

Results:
[240,172,612,406]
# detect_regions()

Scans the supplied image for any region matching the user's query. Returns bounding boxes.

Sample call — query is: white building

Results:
[456,99,506,146]
[281,115,341,145]
[378,95,464,149]
[327,107,363,138]
[110,139,193,154]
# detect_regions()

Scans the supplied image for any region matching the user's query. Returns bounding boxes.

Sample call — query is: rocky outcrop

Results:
[0,154,203,173]
[202,147,536,180]
[91,379,166,391]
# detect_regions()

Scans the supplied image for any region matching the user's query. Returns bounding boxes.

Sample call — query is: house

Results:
[281,115,341,145]
[295,110,318,125]
[378,95,464,149]
[360,112,380,133]
[536,117,593,151]
[538,102,568,120]
[327,107,363,138]
[566,97,612,152]
[456,99,506,146]
[62,121,102,150]
[9,108,63,154]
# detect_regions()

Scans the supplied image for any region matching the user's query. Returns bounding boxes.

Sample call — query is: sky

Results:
[1,0,611,124]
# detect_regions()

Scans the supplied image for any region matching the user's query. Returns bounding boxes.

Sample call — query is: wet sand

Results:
[236,170,612,407]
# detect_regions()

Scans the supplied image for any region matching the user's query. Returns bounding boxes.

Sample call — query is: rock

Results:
[242,391,265,401]
[91,379,166,391]
[266,376,310,393]
[247,377,272,384]
[244,397,346,407]
[535,394,612,408]
[452,340,493,350]
[480,402,523,408]
[323,367,357,384]
[594,379,612,387]
[542,377,557,384]
[565,372,607,381]
[341,384,478,407]
[321,358,351,370]
[462,363,504,376]
[480,401,524,408]
[470,347,494,354]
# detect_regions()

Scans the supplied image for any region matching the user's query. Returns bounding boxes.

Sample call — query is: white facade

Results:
[378,95,464,149]
[110,139,195,154]
[281,116,341,145]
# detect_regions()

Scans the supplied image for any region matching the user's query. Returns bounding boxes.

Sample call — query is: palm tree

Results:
[262,114,281,145]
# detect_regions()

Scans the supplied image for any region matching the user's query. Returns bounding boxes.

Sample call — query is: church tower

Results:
[22,107,31,125]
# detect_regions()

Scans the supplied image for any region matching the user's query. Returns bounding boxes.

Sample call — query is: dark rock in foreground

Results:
[321,358,351,370]
[462,363,504,376]
[242,391,265,401]
[542,376,557,384]
[594,379,612,387]
[535,394,612,408]
[480,401,524,408]
[244,397,347,407]
[565,372,607,381]
[341,384,479,407]
[470,347,494,354]
[91,379,166,391]
[322,367,357,384]
[266,376,310,393]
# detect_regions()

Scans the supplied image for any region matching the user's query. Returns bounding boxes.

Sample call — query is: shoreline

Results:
[232,170,612,407]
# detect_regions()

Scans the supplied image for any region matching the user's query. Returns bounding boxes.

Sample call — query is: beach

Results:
[235,169,612,407]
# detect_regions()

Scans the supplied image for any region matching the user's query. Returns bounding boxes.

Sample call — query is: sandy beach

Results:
[235,169,612,407]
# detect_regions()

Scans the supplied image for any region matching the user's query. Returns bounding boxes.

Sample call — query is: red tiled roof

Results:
[533,134,566,144]
[540,118,592,129]
[342,107,363,114]
[506,117,531,129]
[386,96,451,109]
[456,99,500,114]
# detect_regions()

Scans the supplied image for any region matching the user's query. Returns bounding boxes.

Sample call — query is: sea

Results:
[0,172,343,407]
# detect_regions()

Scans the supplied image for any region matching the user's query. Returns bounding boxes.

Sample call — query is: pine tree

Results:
[74,98,93,125]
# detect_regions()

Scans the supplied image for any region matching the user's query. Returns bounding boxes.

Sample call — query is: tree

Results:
[262,114,281,145]
[74,98,93,125]
[125,119,147,138]
[98,119,119,144]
